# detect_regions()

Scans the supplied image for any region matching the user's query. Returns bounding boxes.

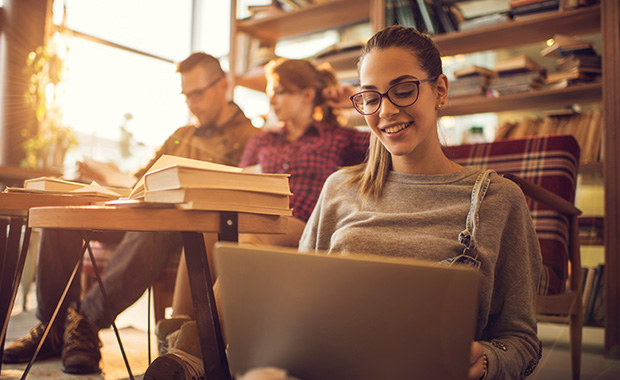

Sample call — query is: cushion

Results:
[444,134,580,295]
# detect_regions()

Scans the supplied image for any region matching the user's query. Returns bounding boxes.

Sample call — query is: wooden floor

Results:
[2,288,620,379]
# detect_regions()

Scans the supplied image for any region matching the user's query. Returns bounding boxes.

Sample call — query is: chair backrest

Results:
[444,134,580,295]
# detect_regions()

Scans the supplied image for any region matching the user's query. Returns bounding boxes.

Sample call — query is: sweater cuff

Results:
[479,341,499,380]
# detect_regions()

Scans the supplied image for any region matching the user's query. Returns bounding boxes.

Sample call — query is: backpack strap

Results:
[458,169,496,261]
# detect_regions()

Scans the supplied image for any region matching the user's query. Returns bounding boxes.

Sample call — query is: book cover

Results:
[494,54,545,74]
[540,34,594,58]
[24,177,87,192]
[144,164,292,195]
[178,201,293,216]
[128,155,244,199]
[510,0,560,15]
[459,12,510,32]
[453,65,498,78]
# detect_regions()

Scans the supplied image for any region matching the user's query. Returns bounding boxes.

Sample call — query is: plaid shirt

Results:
[240,123,369,222]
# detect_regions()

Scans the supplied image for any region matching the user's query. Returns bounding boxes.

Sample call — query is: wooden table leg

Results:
[0,217,29,374]
[182,231,231,380]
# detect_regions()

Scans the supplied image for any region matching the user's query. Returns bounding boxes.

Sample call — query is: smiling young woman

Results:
[299,25,543,380]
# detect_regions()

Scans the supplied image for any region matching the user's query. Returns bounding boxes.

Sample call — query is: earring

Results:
[437,103,444,109]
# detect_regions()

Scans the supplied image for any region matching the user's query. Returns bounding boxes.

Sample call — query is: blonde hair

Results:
[265,58,340,127]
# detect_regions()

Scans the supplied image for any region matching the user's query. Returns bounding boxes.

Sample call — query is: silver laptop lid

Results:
[214,242,481,380]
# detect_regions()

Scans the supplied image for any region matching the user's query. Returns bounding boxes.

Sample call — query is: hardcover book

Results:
[144,164,292,195]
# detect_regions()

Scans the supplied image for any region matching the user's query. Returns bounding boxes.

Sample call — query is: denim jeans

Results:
[35,228,182,329]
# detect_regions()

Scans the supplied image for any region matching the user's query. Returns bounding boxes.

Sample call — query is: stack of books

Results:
[487,54,546,96]
[142,158,293,216]
[449,65,497,98]
[494,108,603,165]
[541,34,602,89]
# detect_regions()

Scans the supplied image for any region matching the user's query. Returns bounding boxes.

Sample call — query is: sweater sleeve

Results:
[478,178,543,380]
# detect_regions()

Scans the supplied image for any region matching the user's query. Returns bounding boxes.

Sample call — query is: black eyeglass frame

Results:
[181,75,224,101]
[349,77,438,116]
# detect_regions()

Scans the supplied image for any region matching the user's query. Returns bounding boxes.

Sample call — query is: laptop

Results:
[213,242,481,380]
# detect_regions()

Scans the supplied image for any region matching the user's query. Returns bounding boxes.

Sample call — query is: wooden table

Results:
[27,205,287,380]
[0,192,107,375]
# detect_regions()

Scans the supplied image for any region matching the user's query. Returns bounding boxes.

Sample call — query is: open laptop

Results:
[213,242,482,380]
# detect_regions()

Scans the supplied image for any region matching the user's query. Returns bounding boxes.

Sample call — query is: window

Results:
[52,0,194,174]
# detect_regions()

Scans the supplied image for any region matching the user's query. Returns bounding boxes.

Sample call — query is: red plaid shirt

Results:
[240,123,369,221]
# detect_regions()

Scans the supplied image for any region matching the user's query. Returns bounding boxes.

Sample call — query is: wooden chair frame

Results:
[504,173,583,380]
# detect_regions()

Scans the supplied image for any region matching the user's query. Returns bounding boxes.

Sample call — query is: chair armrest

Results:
[503,173,582,217]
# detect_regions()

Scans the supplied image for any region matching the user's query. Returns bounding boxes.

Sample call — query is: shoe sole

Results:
[2,350,62,363]
[144,355,188,380]
[62,365,101,375]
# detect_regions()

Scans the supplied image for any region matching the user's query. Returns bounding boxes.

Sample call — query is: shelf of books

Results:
[433,4,600,56]
[444,82,601,116]
[236,0,372,44]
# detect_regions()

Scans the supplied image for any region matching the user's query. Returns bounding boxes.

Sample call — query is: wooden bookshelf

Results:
[236,0,371,43]
[433,4,601,56]
[444,83,602,116]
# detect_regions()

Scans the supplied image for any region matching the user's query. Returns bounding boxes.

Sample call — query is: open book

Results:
[6,177,132,198]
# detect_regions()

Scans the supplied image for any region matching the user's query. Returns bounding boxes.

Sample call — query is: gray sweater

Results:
[299,166,542,380]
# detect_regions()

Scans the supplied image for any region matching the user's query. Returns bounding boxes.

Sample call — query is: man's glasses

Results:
[182,75,223,102]
[349,78,437,115]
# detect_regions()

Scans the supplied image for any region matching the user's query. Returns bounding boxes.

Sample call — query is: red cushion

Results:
[444,134,580,295]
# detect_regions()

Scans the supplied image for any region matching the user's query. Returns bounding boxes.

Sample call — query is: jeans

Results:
[35,228,183,329]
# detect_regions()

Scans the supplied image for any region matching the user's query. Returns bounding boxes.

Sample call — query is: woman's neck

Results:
[285,115,314,141]
[392,142,462,175]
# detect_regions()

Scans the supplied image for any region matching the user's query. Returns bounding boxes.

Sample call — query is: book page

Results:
[70,181,126,198]
[80,156,137,188]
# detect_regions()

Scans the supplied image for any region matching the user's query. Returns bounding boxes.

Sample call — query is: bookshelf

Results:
[229,0,385,94]
[434,1,619,358]
[229,0,620,359]
[433,4,600,56]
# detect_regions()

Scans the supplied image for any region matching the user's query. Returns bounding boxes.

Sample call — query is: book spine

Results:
[433,0,456,33]
[415,0,436,35]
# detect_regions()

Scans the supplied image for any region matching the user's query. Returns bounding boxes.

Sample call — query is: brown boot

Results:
[2,321,63,363]
[61,304,102,374]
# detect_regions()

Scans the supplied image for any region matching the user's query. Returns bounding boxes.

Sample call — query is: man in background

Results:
[2,52,258,374]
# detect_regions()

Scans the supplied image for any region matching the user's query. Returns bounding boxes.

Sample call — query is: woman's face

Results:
[358,47,447,169]
[267,79,313,123]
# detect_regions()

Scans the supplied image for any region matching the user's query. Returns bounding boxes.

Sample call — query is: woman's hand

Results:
[468,341,487,380]
[322,85,357,109]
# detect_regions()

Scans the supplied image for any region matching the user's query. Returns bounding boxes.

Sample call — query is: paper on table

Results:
[70,181,127,198]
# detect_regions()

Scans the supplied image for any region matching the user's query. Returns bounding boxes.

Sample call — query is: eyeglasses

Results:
[349,78,437,115]
[181,75,223,102]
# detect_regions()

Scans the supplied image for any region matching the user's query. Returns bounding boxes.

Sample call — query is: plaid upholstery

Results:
[444,134,580,295]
